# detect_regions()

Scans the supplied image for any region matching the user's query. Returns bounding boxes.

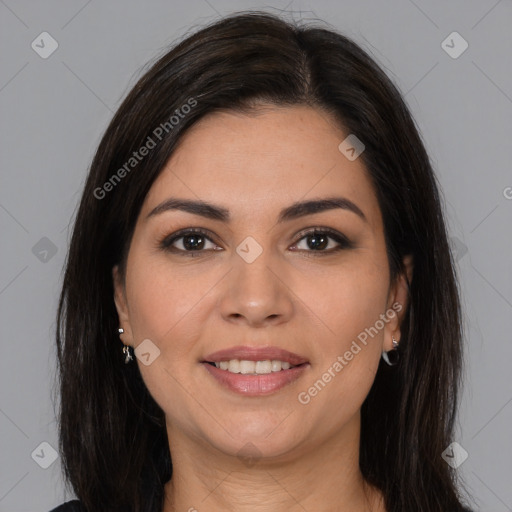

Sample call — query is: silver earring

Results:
[382,335,399,366]
[123,345,133,364]
[118,327,132,363]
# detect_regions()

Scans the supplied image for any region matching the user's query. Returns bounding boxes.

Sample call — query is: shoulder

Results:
[49,500,86,512]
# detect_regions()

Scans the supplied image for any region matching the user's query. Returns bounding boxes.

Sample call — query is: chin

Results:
[202,413,310,461]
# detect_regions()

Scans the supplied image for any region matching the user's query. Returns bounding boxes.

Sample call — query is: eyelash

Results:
[158,227,353,257]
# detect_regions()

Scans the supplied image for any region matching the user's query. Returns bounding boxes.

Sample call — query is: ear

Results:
[113,265,134,346]
[383,254,413,351]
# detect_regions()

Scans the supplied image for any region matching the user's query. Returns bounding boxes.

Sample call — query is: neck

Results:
[161,413,385,512]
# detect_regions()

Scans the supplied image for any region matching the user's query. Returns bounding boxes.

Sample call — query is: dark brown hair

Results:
[55,11,471,511]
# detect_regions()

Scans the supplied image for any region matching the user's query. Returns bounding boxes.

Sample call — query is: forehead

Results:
[141,105,382,231]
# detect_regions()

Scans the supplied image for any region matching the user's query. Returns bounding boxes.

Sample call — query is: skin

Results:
[113,105,413,512]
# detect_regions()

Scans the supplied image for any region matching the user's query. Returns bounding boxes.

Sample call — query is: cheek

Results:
[296,254,389,354]
[125,252,210,342]
[123,254,213,423]
[292,252,389,413]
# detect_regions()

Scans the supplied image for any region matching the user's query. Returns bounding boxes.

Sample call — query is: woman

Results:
[51,11,474,512]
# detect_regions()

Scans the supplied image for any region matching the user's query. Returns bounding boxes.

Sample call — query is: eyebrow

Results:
[147,196,367,224]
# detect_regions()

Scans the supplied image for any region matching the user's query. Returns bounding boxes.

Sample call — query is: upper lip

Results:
[203,345,308,366]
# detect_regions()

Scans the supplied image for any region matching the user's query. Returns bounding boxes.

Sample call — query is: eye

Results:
[159,228,221,256]
[159,227,353,257]
[290,228,353,254]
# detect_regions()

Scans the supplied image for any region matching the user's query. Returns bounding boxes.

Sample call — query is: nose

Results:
[218,246,294,328]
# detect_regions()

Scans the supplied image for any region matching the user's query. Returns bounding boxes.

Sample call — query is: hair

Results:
[55,11,470,512]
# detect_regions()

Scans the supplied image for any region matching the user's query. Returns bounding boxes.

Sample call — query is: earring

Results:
[123,345,134,364]
[382,335,399,366]
[118,327,132,363]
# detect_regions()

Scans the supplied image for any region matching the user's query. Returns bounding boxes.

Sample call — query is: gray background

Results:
[0,1,511,511]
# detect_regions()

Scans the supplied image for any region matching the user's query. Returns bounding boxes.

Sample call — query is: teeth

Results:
[271,360,281,372]
[240,360,255,374]
[255,360,272,374]
[212,359,297,374]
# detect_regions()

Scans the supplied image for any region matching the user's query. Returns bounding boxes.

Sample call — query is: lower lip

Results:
[202,362,309,396]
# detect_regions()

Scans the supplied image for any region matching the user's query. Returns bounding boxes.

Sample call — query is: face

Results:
[114,105,411,462]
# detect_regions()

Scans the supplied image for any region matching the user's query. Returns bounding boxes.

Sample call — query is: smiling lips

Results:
[202,345,310,396]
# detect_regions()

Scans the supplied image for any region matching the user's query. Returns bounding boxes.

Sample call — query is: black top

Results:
[49,501,84,512]
[50,499,476,511]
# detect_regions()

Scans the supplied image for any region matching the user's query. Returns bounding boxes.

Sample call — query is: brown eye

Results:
[160,228,221,255]
[180,233,206,250]
[303,232,329,250]
[291,228,353,253]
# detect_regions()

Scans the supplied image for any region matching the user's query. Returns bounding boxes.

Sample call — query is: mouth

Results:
[203,359,305,374]
[203,345,308,372]
[201,345,310,395]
